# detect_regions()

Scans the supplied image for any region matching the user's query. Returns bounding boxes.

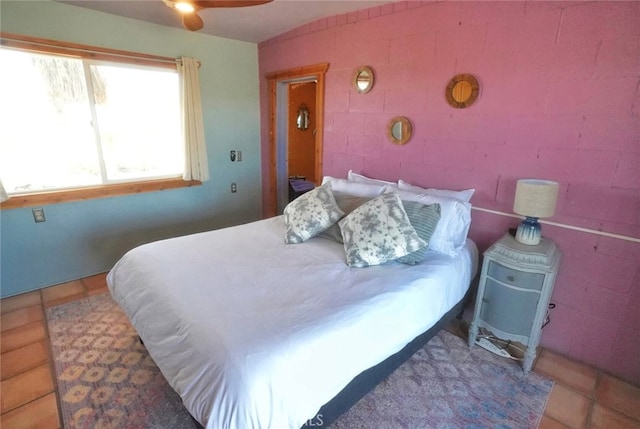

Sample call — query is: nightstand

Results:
[468,233,561,372]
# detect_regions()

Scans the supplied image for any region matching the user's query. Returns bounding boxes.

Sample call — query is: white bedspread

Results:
[107,216,478,429]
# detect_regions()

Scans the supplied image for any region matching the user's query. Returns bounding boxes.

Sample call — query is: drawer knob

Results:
[507,275,516,282]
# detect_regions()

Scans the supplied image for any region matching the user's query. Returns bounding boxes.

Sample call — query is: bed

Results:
[107,178,478,429]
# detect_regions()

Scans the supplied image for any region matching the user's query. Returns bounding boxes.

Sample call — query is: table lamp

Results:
[513,179,559,245]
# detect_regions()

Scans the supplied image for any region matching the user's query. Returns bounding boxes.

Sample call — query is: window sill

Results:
[0,178,201,209]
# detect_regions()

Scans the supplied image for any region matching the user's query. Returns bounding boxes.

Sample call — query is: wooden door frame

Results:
[265,63,329,217]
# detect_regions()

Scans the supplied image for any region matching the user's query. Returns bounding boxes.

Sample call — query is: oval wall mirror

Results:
[386,116,412,145]
[296,104,309,130]
[353,66,375,94]
[445,74,479,108]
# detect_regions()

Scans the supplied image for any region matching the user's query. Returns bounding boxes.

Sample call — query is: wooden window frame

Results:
[0,33,200,209]
[0,179,201,209]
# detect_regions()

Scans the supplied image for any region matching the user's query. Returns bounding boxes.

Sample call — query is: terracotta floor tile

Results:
[595,373,640,421]
[81,272,108,290]
[41,280,85,303]
[0,363,54,413]
[1,340,50,380]
[1,320,47,353]
[544,383,591,429]
[535,349,598,396]
[590,404,640,429]
[86,285,109,296]
[43,292,88,309]
[1,305,44,332]
[0,292,41,315]
[444,318,468,340]
[539,415,572,429]
[0,392,60,429]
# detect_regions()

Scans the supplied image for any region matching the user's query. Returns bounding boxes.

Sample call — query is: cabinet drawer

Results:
[487,261,544,291]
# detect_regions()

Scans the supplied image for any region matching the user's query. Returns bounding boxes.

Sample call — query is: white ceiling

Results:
[59,0,394,44]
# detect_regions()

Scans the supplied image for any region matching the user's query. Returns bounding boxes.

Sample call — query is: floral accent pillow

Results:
[284,184,344,244]
[317,191,372,243]
[338,192,427,267]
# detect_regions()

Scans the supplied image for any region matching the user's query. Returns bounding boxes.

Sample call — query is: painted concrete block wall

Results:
[258,1,640,383]
[0,1,262,297]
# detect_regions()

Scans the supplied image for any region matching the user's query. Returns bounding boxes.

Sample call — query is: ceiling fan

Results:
[163,0,273,31]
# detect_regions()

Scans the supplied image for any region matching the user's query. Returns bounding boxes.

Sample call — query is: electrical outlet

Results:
[32,207,46,223]
[230,150,236,162]
[231,183,237,193]
[236,150,242,162]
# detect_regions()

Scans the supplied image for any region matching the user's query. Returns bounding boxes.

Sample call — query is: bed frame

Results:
[189,280,476,429]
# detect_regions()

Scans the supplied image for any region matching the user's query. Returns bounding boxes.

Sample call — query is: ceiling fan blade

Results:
[194,0,273,8]
[182,12,204,31]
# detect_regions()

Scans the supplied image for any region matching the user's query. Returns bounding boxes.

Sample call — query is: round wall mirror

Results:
[445,74,479,108]
[386,116,412,145]
[353,66,375,94]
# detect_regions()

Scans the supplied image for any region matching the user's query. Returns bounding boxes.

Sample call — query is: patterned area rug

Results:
[46,294,552,428]
[329,330,553,429]
[46,293,194,429]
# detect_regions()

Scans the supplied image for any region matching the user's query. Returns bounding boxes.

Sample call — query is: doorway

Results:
[265,63,329,216]
[288,81,317,183]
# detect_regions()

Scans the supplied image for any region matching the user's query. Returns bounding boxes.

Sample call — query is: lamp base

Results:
[515,217,542,245]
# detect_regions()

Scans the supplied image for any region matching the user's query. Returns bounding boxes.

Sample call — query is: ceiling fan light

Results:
[174,2,195,13]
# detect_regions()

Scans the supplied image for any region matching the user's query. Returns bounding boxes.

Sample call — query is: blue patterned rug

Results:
[330,329,553,428]
[47,294,552,428]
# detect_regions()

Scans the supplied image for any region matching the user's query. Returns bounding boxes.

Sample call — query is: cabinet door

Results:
[480,277,540,337]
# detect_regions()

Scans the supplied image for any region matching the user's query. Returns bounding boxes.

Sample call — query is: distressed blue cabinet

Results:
[468,233,561,372]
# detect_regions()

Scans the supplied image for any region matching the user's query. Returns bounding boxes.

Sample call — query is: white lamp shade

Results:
[513,179,558,218]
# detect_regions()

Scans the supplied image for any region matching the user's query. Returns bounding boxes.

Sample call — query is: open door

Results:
[265,63,329,216]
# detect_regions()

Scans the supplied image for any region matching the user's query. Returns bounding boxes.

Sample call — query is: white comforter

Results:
[107,216,478,429]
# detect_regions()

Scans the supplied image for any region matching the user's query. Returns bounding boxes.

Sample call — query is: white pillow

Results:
[391,188,472,257]
[322,176,386,197]
[283,184,344,244]
[339,192,426,267]
[347,170,398,187]
[397,179,475,202]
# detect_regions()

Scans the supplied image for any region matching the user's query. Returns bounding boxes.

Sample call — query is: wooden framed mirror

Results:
[353,66,374,94]
[386,116,412,145]
[445,74,479,108]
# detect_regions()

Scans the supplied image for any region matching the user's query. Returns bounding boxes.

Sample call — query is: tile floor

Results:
[1,274,639,429]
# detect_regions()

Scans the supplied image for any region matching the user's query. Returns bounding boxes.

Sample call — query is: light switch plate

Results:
[32,207,46,223]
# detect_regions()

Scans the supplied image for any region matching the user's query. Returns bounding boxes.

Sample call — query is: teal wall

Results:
[0,1,262,297]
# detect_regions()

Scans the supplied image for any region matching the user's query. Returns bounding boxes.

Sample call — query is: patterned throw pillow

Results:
[396,201,441,265]
[392,189,471,257]
[338,192,427,267]
[284,184,344,244]
[318,191,372,243]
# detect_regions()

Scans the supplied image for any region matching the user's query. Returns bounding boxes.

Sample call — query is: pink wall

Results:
[258,1,640,383]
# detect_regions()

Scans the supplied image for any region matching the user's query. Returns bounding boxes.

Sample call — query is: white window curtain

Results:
[178,56,209,182]
[0,178,9,202]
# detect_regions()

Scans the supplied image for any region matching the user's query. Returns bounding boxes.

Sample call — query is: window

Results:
[0,34,208,209]
[0,47,183,196]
